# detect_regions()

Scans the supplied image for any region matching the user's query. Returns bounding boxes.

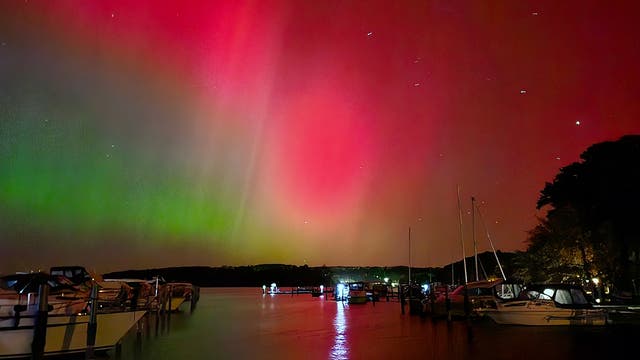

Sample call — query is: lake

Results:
[114,287,638,360]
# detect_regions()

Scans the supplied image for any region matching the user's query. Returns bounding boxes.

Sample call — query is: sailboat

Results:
[428,190,510,319]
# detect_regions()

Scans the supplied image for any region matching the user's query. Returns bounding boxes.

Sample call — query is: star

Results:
[520,89,527,94]
[576,121,581,126]
[366,32,373,37]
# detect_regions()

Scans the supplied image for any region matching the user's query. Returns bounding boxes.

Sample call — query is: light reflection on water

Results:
[114,288,639,360]
[330,302,348,360]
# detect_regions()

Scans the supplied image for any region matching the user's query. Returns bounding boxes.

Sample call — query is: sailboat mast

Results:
[456,185,468,284]
[476,204,507,280]
[472,196,478,282]
[408,227,412,286]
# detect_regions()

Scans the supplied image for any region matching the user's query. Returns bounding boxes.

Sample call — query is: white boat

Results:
[0,310,146,358]
[164,282,193,311]
[484,283,607,326]
[0,273,87,318]
[50,266,134,306]
[103,278,155,310]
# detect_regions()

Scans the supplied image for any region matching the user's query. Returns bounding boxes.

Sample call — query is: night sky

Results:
[1,0,639,274]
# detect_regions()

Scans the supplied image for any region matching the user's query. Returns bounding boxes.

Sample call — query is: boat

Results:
[50,266,136,308]
[424,193,515,319]
[164,282,193,311]
[596,305,640,325]
[0,309,145,358]
[0,272,146,358]
[427,279,507,318]
[346,282,368,304]
[484,283,607,326]
[0,273,87,318]
[102,278,155,310]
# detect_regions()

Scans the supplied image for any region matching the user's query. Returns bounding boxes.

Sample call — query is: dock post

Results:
[400,286,405,315]
[463,283,470,319]
[115,341,122,359]
[136,319,144,357]
[31,281,49,360]
[190,287,195,314]
[166,285,172,334]
[86,283,99,359]
[446,286,451,322]
[154,308,160,337]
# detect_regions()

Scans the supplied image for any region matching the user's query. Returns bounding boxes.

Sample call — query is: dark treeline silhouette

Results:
[514,134,640,300]
[103,251,515,287]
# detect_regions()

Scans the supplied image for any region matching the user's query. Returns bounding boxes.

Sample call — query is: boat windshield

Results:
[570,288,589,305]
[553,287,591,305]
[495,283,522,300]
[0,273,74,294]
[555,289,573,304]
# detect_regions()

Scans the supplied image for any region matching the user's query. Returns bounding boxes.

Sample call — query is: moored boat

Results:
[346,282,368,304]
[427,279,507,318]
[164,282,193,311]
[0,310,146,358]
[484,283,607,326]
[0,273,87,318]
[0,271,146,358]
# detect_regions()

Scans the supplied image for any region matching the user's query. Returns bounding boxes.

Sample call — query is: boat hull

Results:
[0,310,146,358]
[347,296,368,304]
[167,298,186,311]
[485,302,606,326]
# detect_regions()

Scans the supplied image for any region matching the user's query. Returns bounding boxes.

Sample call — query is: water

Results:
[113,288,638,360]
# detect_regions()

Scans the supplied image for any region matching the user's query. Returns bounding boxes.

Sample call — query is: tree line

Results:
[512,135,640,301]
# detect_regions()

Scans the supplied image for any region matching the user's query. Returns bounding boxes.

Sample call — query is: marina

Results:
[115,287,638,360]
[0,268,199,359]
[2,271,640,359]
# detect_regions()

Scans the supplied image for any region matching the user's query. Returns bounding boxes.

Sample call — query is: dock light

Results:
[270,283,277,294]
[384,277,389,283]
[262,285,267,294]
[320,285,324,293]
[336,283,347,300]
[422,284,429,293]
[592,278,600,286]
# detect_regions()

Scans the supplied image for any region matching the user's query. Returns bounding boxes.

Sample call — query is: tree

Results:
[533,135,640,295]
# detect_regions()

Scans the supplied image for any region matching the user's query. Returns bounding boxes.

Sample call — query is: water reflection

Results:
[114,288,640,360]
[330,302,348,360]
